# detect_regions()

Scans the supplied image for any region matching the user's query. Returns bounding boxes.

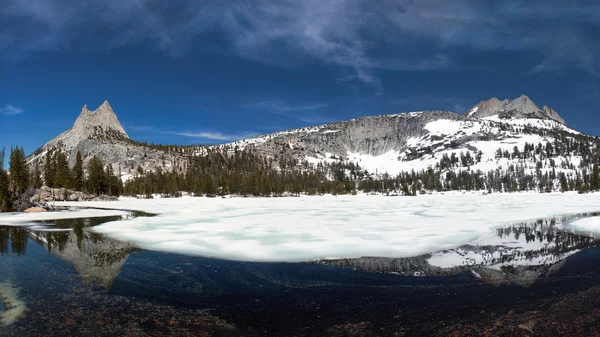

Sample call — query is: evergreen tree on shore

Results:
[44,149,55,187]
[105,164,122,197]
[87,156,106,196]
[0,148,11,212]
[73,151,84,191]
[30,162,42,188]
[53,150,71,189]
[9,146,28,195]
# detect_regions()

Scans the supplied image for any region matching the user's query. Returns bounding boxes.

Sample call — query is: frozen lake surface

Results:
[17,192,599,262]
[1,203,600,335]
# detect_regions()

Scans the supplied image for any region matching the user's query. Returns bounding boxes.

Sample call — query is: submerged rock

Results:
[0,282,27,326]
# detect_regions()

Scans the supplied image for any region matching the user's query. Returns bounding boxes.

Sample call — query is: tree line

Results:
[122,147,359,197]
[0,147,122,211]
[42,149,123,197]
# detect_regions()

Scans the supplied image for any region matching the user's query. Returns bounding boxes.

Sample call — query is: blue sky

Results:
[1,0,600,156]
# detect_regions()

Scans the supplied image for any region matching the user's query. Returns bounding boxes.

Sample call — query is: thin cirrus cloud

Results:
[2,0,599,89]
[243,100,329,112]
[126,125,257,142]
[171,131,259,141]
[243,100,331,124]
[0,104,23,116]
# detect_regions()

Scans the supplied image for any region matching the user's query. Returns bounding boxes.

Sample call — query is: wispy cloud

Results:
[0,104,23,116]
[2,0,599,90]
[125,124,257,142]
[243,99,331,124]
[244,100,329,112]
[172,131,258,141]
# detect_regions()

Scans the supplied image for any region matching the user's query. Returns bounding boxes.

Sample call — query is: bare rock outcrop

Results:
[26,101,186,182]
[467,94,566,124]
[31,186,95,203]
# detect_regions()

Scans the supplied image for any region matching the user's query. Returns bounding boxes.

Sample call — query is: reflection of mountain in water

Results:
[32,230,134,290]
[319,213,600,287]
[0,216,136,290]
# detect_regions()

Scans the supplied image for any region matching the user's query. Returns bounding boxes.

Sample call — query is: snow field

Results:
[0,208,129,225]
[318,118,584,179]
[30,192,600,262]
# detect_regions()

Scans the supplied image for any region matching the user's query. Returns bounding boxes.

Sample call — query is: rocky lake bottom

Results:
[0,211,599,336]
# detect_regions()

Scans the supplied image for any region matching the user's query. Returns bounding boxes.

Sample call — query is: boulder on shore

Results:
[92,195,119,202]
[31,186,95,203]
[24,207,48,213]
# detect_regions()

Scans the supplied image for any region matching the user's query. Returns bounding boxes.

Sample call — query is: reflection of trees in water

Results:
[10,227,28,256]
[0,227,9,254]
[492,214,600,265]
[0,216,124,256]
[40,216,123,251]
[45,231,71,253]
[0,227,28,256]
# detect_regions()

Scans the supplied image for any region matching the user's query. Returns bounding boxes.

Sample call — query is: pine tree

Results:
[30,161,42,188]
[54,150,70,188]
[9,146,28,195]
[105,165,114,196]
[73,151,84,191]
[44,149,55,187]
[87,156,106,196]
[559,172,569,192]
[591,163,600,191]
[0,148,11,212]
[104,164,122,197]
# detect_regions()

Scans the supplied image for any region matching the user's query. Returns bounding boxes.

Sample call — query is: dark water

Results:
[0,214,599,336]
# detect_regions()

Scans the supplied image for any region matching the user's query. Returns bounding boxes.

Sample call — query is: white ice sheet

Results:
[28,192,600,262]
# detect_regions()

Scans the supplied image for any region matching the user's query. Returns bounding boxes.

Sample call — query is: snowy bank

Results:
[570,216,600,233]
[0,208,129,226]
[24,192,600,262]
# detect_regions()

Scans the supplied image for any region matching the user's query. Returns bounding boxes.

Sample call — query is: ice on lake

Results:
[4,192,600,262]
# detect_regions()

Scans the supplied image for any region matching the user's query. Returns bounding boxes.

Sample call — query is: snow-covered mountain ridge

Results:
[222,95,589,182]
[27,94,598,191]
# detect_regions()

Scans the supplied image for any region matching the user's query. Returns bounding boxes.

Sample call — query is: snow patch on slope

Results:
[466,106,479,117]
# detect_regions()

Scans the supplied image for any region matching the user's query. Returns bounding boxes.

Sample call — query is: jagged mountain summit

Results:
[27,101,185,180]
[466,94,566,124]
[74,101,129,139]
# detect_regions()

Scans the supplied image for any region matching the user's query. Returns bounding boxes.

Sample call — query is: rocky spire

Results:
[72,100,129,138]
[504,94,540,115]
[542,105,566,124]
[466,95,566,125]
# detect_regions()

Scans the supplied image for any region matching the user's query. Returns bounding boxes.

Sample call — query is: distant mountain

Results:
[228,94,580,179]
[27,101,186,181]
[466,94,566,124]
[27,95,599,192]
